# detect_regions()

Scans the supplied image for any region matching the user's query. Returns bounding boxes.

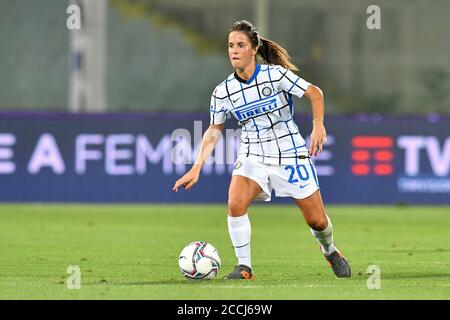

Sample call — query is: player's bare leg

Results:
[228,175,262,217]
[294,189,328,230]
[224,175,261,280]
[294,190,351,278]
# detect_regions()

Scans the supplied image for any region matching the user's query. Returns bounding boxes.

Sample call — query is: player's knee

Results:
[308,216,328,231]
[228,198,248,216]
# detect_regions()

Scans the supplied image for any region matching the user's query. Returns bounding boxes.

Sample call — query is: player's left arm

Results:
[275,66,326,156]
[304,85,327,156]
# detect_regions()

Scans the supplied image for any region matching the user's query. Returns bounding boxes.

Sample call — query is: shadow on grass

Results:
[373,249,450,253]
[82,279,252,286]
[82,275,360,287]
[114,279,267,286]
[380,272,450,280]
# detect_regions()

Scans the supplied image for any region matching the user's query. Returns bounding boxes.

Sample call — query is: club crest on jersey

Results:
[234,98,279,121]
[262,87,272,96]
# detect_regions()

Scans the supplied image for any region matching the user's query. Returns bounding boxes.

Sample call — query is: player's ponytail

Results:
[229,20,299,72]
[258,37,299,72]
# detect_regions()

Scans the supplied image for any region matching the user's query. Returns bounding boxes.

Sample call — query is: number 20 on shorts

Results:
[285,165,310,183]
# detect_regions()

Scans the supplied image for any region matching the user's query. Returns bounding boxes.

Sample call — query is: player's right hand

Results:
[172,167,201,192]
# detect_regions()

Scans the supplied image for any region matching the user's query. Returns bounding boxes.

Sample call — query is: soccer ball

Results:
[178,241,221,280]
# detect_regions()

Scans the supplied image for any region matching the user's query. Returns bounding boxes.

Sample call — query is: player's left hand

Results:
[309,122,327,156]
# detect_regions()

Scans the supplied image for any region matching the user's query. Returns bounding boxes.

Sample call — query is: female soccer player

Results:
[173,20,351,279]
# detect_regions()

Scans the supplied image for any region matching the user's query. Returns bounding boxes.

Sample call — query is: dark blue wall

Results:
[0,112,449,204]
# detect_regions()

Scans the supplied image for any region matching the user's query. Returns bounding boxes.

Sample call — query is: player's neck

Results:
[235,63,256,81]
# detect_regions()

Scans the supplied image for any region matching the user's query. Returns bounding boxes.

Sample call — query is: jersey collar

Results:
[234,64,261,85]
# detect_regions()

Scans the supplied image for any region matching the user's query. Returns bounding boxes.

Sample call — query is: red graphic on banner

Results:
[351,136,394,176]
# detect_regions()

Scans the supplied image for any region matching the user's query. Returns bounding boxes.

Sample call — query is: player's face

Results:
[228,31,258,70]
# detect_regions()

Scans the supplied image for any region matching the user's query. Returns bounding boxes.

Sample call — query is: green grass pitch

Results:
[0,204,449,299]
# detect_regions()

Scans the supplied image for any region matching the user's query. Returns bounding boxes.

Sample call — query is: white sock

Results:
[227,213,252,269]
[310,215,336,255]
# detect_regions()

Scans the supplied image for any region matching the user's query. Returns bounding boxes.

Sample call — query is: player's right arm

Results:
[172,123,224,192]
[173,84,230,192]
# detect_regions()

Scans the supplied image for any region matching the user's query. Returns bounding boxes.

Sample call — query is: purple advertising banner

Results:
[0,112,449,204]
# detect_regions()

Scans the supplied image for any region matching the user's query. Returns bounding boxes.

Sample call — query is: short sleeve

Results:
[209,86,230,125]
[275,66,311,99]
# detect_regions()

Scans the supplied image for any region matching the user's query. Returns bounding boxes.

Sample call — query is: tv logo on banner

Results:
[351,136,394,176]
[350,135,450,194]
[397,136,450,193]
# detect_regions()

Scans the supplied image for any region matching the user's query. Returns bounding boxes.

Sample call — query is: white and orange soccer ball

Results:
[178,241,221,280]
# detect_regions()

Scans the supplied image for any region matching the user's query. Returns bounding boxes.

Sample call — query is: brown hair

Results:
[229,20,299,72]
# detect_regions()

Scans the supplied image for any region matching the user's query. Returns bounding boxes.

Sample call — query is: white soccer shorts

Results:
[232,156,320,202]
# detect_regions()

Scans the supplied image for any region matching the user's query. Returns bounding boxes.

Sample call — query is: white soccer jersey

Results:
[210,64,311,165]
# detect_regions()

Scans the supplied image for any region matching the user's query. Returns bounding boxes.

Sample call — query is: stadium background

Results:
[0,0,449,300]
[1,0,449,204]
